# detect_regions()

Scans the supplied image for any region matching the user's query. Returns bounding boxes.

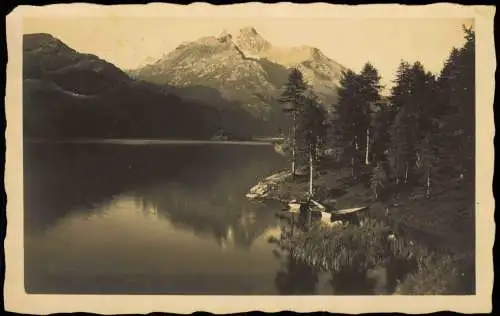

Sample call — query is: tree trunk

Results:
[395,155,400,184]
[426,168,431,199]
[351,157,355,178]
[373,183,378,200]
[309,145,314,196]
[352,137,358,179]
[314,143,318,162]
[291,112,297,176]
[404,162,409,184]
[306,209,312,227]
[365,128,370,165]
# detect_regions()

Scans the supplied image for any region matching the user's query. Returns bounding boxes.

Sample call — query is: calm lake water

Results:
[24,141,386,295]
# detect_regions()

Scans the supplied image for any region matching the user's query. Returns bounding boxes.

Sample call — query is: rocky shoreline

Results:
[245,169,292,202]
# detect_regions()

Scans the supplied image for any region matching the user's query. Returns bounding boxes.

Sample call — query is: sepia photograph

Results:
[4,3,495,314]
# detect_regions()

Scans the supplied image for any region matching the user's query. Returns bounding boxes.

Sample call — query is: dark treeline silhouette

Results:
[332,26,475,201]
[279,25,474,205]
[23,33,281,140]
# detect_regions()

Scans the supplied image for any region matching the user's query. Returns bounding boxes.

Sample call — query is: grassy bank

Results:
[255,157,475,294]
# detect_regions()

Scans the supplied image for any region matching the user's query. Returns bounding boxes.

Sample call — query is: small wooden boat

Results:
[332,206,367,215]
[309,199,327,211]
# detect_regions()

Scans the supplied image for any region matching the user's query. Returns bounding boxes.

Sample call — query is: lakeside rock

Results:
[245,169,292,200]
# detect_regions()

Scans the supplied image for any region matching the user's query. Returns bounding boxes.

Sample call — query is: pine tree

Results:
[388,61,437,185]
[358,62,383,165]
[390,61,412,112]
[432,25,475,184]
[371,99,396,166]
[335,69,364,178]
[457,26,475,181]
[300,89,327,196]
[279,68,308,176]
[326,110,344,162]
[389,108,415,184]
[447,26,475,181]
[418,132,439,198]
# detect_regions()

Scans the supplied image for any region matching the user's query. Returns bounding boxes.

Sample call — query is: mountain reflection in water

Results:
[132,182,277,250]
[24,142,389,294]
[23,142,315,294]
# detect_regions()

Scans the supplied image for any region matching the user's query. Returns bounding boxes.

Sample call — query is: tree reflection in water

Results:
[269,214,320,294]
[274,252,319,294]
[268,211,431,295]
[269,212,393,295]
[328,266,376,295]
[130,177,280,251]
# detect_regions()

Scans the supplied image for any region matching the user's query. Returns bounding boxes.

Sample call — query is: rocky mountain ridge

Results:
[131,27,347,118]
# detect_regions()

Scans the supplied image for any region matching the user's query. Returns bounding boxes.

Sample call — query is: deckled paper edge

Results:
[4,3,495,314]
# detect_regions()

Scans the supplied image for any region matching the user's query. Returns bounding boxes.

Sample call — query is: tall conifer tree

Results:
[280,68,308,176]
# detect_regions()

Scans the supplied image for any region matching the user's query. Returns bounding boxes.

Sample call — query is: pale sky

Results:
[24,17,473,90]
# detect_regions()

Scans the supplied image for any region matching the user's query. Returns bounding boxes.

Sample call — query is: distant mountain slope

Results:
[130,32,285,119]
[131,27,347,118]
[24,33,130,95]
[23,33,277,139]
[233,27,345,107]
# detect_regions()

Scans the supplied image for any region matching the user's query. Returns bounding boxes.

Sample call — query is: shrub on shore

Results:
[394,254,460,294]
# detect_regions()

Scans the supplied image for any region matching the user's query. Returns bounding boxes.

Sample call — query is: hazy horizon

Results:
[24,17,473,91]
